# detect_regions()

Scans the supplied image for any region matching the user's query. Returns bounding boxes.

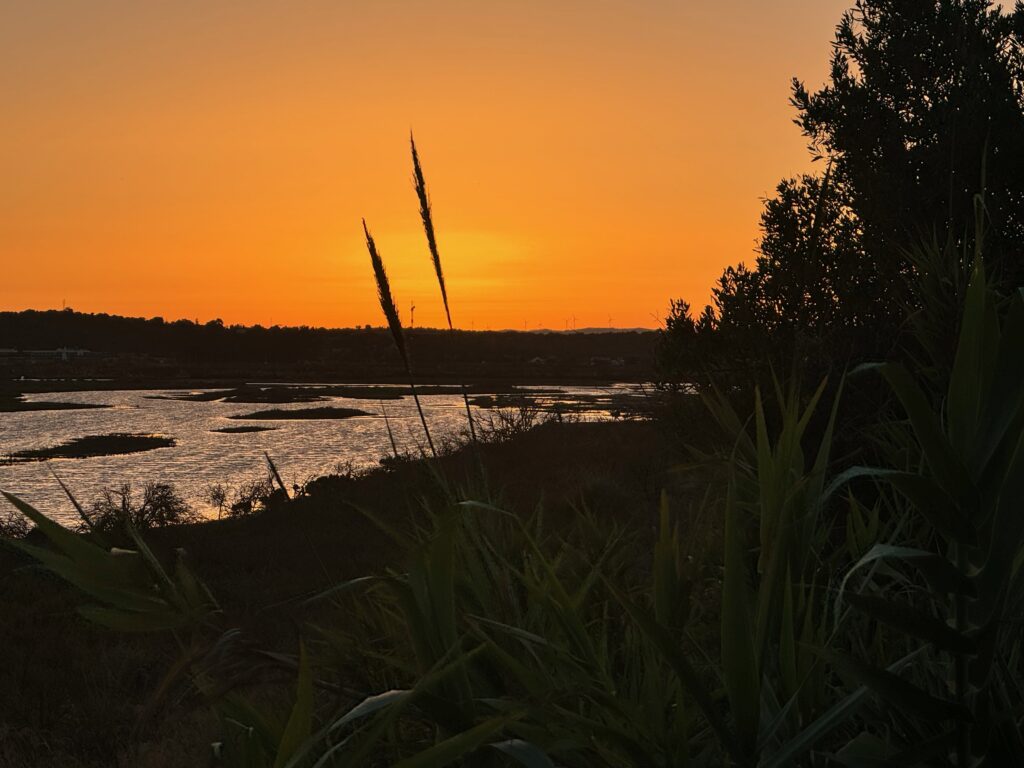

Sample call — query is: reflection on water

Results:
[0,384,646,525]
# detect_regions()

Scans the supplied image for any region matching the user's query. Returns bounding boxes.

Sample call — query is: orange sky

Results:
[1,1,850,330]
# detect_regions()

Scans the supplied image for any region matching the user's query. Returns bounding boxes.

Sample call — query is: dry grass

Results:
[362,218,437,457]
[411,133,478,443]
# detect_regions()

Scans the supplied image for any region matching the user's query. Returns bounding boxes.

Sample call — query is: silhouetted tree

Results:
[84,482,199,532]
[655,299,716,389]
[660,0,1024,385]
[793,0,1024,288]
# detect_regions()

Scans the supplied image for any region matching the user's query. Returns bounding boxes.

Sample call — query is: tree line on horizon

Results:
[0,307,656,380]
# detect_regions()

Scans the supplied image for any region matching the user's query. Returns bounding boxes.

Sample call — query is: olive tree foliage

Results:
[794,0,1024,287]
[659,173,873,385]
[659,0,1024,386]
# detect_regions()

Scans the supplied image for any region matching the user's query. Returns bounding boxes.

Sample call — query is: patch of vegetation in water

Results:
[468,393,562,409]
[227,407,372,420]
[147,385,400,403]
[210,425,278,434]
[0,395,111,413]
[221,390,326,403]
[145,390,233,402]
[4,433,175,463]
[467,389,653,419]
[146,383,565,406]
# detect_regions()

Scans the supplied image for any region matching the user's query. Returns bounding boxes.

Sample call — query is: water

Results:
[0,384,646,525]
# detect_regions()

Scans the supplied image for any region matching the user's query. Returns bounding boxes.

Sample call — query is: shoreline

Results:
[5,374,653,395]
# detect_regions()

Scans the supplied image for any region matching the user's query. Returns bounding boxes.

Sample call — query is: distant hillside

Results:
[545,327,654,335]
[0,309,658,385]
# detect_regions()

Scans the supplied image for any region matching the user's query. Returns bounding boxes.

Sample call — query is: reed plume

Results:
[363,219,437,458]
[410,133,477,443]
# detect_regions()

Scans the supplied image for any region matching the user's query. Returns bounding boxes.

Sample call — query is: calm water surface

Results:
[0,384,644,525]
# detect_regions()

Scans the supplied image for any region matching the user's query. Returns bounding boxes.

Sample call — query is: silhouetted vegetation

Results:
[659,0,1024,385]
[4,433,175,463]
[226,406,371,421]
[363,218,438,456]
[0,309,656,386]
[210,425,278,434]
[0,508,29,539]
[413,133,479,443]
[4,2,1024,765]
[82,482,200,533]
[204,474,286,518]
[154,383,557,403]
[7,236,1024,763]
[0,393,110,412]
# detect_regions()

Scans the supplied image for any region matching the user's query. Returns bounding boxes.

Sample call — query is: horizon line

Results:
[2,306,659,335]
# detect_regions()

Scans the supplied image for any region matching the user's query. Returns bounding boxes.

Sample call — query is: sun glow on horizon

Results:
[1,1,851,330]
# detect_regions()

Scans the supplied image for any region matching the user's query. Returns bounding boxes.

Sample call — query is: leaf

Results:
[764,648,927,768]
[468,638,554,702]
[489,739,557,768]
[218,693,281,759]
[836,544,973,626]
[810,375,844,484]
[814,648,970,722]
[329,689,411,734]
[10,540,168,614]
[1,491,117,574]
[970,289,1024,473]
[833,731,900,767]
[653,490,681,627]
[825,467,974,545]
[845,593,975,654]
[468,616,557,651]
[392,715,514,768]
[721,481,760,756]
[77,604,189,632]
[274,642,314,768]
[779,569,798,701]
[542,703,656,767]
[296,575,386,609]
[861,365,971,500]
[339,645,488,766]
[125,522,182,606]
[52,471,107,544]
[947,253,989,454]
[970,429,1024,648]
[174,549,217,616]
[607,580,740,763]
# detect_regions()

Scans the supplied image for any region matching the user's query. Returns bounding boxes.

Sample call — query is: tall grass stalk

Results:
[362,218,437,458]
[380,400,399,459]
[411,134,478,444]
[264,451,289,498]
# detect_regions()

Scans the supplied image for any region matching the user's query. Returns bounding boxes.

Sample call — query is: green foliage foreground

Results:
[4,234,1024,765]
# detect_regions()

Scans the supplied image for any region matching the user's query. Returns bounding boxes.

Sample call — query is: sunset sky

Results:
[2,1,850,330]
